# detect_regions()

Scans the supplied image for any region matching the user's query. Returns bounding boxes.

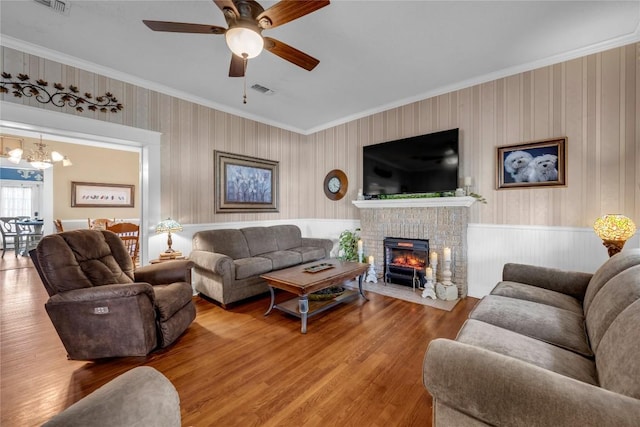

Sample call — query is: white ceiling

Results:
[1,1,639,135]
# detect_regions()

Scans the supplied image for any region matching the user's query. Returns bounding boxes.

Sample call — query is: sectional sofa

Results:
[423,248,640,426]
[189,224,334,306]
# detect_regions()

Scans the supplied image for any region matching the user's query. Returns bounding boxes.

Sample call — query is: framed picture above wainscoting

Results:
[496,137,567,189]
[71,181,135,207]
[215,151,279,213]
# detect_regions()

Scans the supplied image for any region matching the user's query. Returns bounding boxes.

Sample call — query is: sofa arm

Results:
[43,366,180,427]
[188,250,234,276]
[424,339,640,427]
[135,260,194,285]
[502,263,593,300]
[47,282,155,304]
[301,237,334,258]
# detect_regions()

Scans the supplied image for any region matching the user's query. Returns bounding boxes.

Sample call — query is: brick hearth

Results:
[353,198,474,298]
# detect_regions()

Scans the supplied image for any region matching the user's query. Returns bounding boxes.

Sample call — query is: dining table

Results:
[16,218,44,256]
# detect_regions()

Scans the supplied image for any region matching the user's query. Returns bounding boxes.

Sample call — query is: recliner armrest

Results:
[424,339,640,427]
[135,260,194,285]
[502,263,592,300]
[42,366,180,426]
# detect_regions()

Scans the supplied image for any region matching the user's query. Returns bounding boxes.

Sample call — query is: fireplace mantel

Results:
[352,196,475,209]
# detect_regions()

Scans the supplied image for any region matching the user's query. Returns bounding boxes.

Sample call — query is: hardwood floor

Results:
[0,256,477,426]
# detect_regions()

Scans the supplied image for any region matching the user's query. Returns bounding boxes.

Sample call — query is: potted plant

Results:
[338,228,361,261]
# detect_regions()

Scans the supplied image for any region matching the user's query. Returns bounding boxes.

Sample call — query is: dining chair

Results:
[53,219,64,233]
[106,222,140,268]
[88,218,115,230]
[0,217,19,258]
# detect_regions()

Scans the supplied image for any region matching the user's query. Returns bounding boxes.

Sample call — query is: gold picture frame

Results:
[71,181,135,207]
[215,151,279,213]
[497,137,567,189]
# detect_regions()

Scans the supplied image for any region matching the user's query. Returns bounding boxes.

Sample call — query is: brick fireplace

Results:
[353,198,474,298]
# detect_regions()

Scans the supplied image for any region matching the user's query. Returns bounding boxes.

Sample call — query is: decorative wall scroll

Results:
[1,72,123,113]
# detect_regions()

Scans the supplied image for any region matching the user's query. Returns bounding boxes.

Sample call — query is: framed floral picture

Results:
[215,151,279,213]
[496,137,567,189]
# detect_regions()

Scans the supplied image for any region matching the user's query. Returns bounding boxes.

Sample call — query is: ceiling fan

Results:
[143,0,330,78]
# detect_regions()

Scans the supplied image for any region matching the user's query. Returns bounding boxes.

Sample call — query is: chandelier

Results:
[1,135,72,170]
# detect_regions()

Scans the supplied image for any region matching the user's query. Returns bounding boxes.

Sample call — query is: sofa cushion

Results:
[193,229,250,260]
[470,295,592,357]
[259,251,302,270]
[456,319,598,385]
[289,246,327,263]
[583,248,640,315]
[270,225,302,250]
[234,257,272,280]
[585,265,640,353]
[491,281,583,315]
[595,299,640,399]
[241,227,279,256]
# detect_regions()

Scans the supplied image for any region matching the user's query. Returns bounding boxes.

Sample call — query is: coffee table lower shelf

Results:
[274,289,359,319]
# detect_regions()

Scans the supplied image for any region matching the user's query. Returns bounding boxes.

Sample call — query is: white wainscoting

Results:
[467,223,640,298]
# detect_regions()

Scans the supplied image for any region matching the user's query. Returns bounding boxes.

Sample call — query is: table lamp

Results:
[593,214,636,257]
[155,218,183,258]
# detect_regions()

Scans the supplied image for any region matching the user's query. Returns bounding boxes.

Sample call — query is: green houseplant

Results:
[338,228,361,261]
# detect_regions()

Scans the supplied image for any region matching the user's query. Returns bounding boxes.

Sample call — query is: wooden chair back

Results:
[88,218,115,230]
[53,219,64,233]
[106,222,140,268]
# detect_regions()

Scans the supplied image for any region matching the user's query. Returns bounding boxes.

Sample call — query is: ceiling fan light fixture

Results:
[225,26,264,58]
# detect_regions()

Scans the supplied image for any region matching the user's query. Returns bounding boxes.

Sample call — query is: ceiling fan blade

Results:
[258,0,330,29]
[143,20,226,34]
[229,54,246,77]
[263,37,319,71]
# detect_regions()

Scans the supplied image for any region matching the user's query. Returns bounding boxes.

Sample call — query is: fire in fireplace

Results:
[383,237,429,289]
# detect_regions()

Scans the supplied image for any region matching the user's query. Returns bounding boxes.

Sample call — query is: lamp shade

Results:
[225,27,264,59]
[593,214,636,241]
[155,218,183,234]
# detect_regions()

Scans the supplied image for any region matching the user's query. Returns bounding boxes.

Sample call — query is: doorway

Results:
[0,101,161,264]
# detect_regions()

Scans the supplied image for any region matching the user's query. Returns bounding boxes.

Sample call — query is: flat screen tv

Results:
[363,128,459,197]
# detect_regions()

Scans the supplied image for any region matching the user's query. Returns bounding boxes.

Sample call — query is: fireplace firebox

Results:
[383,237,429,289]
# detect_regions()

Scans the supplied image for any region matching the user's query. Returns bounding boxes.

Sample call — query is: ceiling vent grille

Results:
[251,84,275,95]
[33,0,70,15]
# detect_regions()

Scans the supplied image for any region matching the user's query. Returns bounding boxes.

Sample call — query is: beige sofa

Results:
[189,225,333,306]
[423,248,640,427]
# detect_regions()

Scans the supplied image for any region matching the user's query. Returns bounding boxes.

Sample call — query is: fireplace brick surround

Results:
[354,198,474,298]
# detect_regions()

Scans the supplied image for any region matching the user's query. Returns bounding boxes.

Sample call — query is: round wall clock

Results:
[323,169,348,200]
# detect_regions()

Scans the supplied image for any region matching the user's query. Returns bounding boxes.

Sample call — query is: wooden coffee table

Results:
[261,260,369,333]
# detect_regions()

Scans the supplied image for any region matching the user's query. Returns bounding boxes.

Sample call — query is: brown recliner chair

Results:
[31,229,196,360]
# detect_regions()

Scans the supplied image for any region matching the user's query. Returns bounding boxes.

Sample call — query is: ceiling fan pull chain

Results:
[243,54,248,104]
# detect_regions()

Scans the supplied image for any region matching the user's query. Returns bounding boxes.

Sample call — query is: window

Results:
[0,184,40,217]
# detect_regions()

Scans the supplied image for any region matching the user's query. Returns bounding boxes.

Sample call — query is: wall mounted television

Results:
[363,128,459,197]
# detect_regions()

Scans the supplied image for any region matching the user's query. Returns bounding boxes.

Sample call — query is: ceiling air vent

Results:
[251,84,275,95]
[33,0,70,16]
